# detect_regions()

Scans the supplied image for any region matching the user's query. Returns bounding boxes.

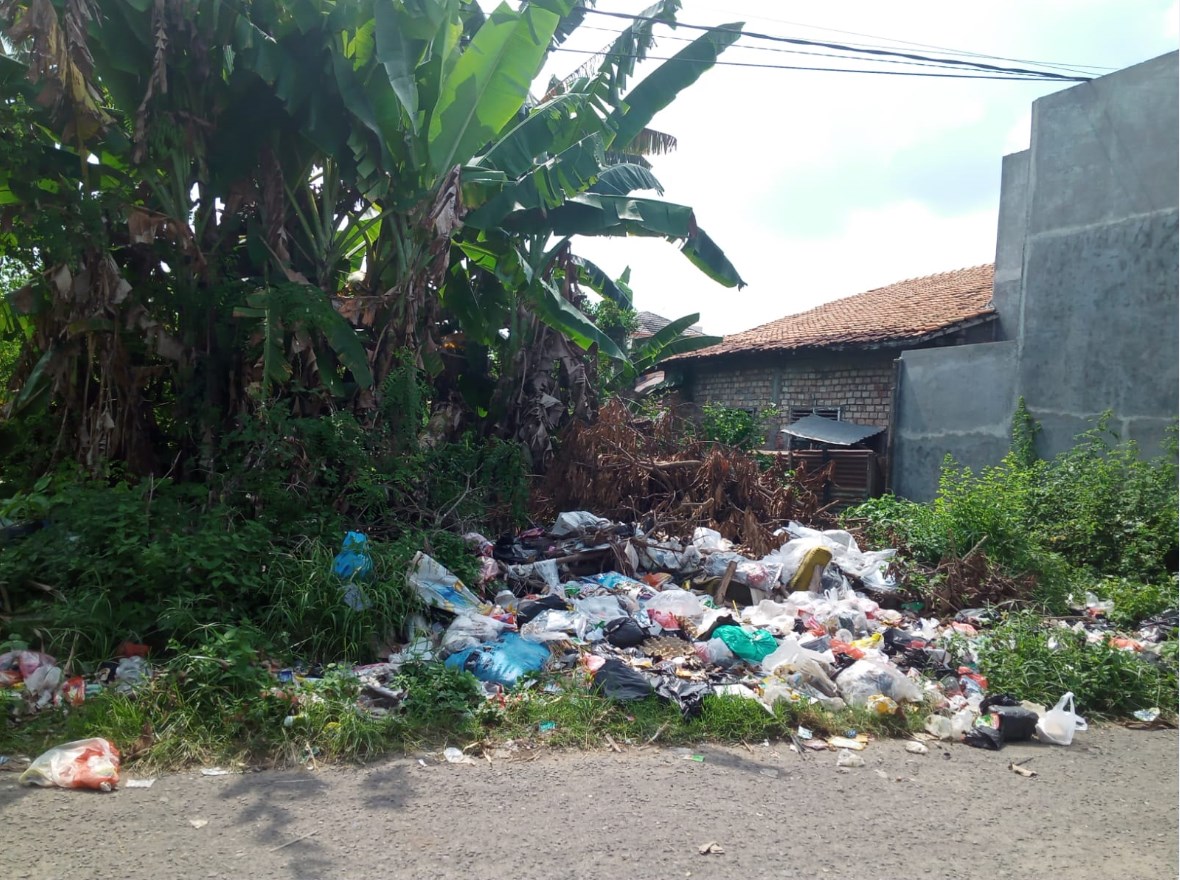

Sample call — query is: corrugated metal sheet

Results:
[780,414,885,447]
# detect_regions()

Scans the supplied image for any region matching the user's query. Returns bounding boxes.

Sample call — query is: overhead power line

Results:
[686,1,1116,75]
[573,24,1082,79]
[549,47,1077,81]
[581,8,1092,82]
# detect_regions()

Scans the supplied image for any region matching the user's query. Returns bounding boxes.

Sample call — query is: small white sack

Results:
[1036,692,1088,745]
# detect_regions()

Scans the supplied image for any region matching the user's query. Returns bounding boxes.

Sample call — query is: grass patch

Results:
[3,663,929,771]
[976,612,1178,718]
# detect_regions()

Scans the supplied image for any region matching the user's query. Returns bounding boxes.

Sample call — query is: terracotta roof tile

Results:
[671,264,996,361]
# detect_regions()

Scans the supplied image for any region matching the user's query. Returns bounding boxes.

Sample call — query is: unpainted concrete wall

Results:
[894,342,1018,500]
[895,52,1179,499]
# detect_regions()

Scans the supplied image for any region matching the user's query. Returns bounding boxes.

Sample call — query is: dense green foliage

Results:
[698,403,776,451]
[976,612,1176,718]
[0,413,524,664]
[848,409,1178,615]
[0,0,745,476]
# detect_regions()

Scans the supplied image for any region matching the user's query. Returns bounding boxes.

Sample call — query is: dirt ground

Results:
[1,725,1175,880]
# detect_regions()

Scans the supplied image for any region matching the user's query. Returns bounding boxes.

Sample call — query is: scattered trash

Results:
[19,738,121,791]
[1009,761,1038,778]
[682,754,705,763]
[836,748,865,768]
[200,767,231,777]
[905,742,929,755]
[443,747,475,765]
[796,726,813,740]
[538,721,557,733]
[827,736,866,751]
[189,819,209,829]
[124,778,157,789]
[1133,708,1161,723]
[698,841,725,856]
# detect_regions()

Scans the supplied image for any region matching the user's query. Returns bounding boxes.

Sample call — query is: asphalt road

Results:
[1,726,1176,880]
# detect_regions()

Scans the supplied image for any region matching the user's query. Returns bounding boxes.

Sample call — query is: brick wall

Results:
[684,350,897,436]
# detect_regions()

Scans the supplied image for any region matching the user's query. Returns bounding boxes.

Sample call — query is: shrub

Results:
[698,403,775,451]
[976,612,1177,718]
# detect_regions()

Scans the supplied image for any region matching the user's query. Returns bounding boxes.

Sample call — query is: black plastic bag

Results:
[979,693,1021,714]
[992,705,1039,742]
[655,677,710,719]
[604,617,648,649]
[593,659,654,701]
[516,595,569,626]
[963,724,1004,750]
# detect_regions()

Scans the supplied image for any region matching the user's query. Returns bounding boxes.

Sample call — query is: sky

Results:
[530,0,1179,335]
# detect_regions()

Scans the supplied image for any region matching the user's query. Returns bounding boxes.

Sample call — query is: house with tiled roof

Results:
[670,263,997,434]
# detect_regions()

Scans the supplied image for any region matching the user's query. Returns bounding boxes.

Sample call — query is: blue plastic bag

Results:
[445,633,548,688]
[333,531,373,611]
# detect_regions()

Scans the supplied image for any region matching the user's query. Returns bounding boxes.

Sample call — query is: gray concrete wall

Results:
[895,52,1179,499]
[894,342,1019,500]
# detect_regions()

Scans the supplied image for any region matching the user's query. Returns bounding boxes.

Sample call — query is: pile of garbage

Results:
[5,511,1174,789]
[354,513,1173,747]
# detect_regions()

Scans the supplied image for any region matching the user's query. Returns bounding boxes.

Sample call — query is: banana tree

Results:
[0,0,746,474]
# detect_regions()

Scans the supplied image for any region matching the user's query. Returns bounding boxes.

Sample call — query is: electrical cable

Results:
[581,8,1091,81]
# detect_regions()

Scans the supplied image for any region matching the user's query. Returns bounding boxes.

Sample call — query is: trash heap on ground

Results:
[4,511,1175,789]
[365,512,1170,749]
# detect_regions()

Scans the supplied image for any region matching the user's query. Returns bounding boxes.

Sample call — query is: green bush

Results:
[845,407,1178,617]
[698,403,775,451]
[1028,418,1178,582]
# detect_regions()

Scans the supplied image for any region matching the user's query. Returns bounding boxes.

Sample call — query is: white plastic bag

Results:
[440,613,510,657]
[520,610,588,642]
[783,522,898,592]
[551,511,613,537]
[691,527,733,553]
[20,738,120,791]
[835,659,924,706]
[644,588,705,621]
[1036,692,1088,745]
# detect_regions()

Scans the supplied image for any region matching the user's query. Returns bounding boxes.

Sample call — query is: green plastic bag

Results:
[713,626,778,662]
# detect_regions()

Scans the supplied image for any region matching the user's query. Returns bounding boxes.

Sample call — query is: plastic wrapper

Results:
[440,613,510,657]
[506,559,562,594]
[702,553,780,591]
[520,610,589,642]
[643,588,706,622]
[20,738,121,791]
[637,541,701,574]
[694,638,736,665]
[761,638,838,697]
[113,657,150,694]
[571,595,626,626]
[407,552,483,614]
[0,649,56,680]
[463,532,494,555]
[444,633,548,688]
[835,659,924,706]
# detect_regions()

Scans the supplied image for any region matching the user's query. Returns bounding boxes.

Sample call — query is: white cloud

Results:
[1165,1,1180,39]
